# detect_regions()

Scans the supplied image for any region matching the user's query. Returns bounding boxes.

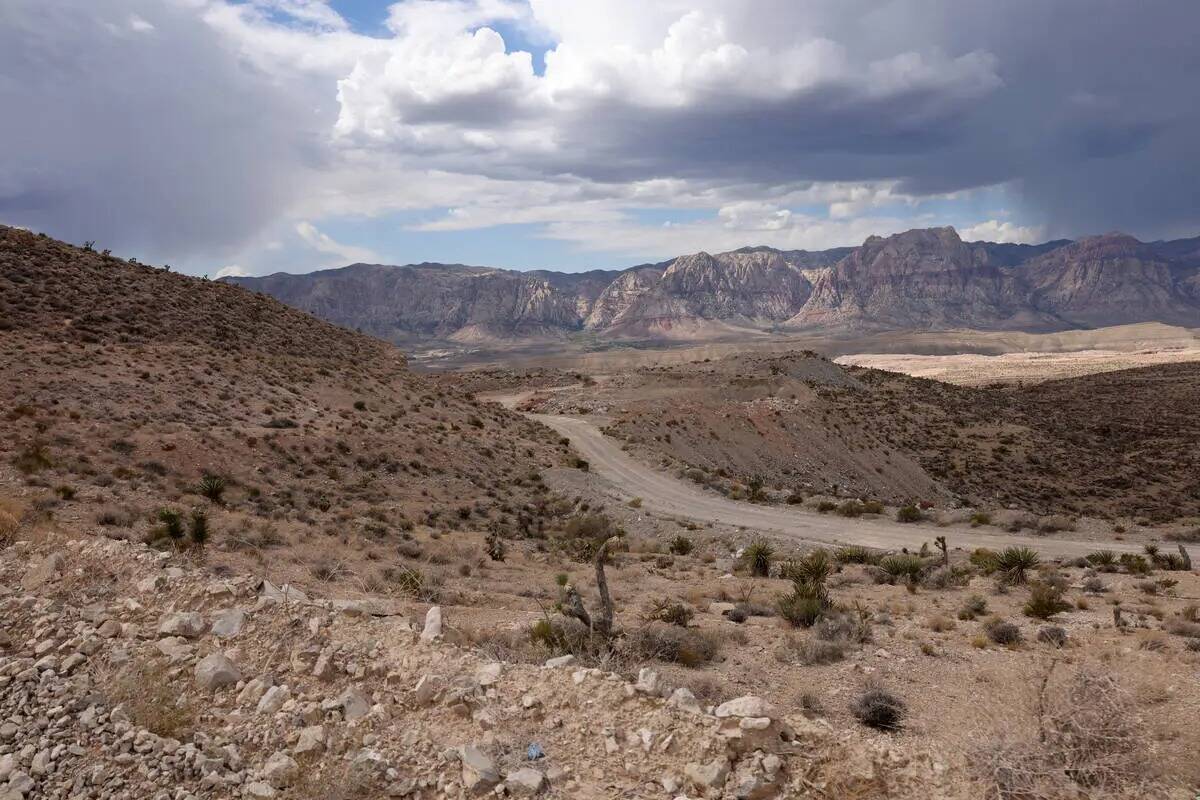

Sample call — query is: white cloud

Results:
[214,264,250,278]
[294,221,378,263]
[958,220,1046,244]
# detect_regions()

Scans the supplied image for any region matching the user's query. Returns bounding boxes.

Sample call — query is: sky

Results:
[1,1,1198,277]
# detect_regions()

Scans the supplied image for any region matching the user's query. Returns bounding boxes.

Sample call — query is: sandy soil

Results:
[836,346,1200,386]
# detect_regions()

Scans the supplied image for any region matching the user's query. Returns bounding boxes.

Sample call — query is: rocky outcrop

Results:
[1022,233,1200,327]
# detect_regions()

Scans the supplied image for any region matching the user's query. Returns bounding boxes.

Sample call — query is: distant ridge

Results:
[224,227,1200,346]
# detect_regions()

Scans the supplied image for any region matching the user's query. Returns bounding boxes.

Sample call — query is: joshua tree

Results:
[934,536,949,566]
[560,536,621,636]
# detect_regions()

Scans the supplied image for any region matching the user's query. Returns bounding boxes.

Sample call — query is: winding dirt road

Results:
[487,390,1141,558]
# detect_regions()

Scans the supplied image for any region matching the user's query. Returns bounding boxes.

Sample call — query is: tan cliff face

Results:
[223,227,1200,345]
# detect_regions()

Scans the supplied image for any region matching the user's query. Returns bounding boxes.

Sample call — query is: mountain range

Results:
[223,227,1200,346]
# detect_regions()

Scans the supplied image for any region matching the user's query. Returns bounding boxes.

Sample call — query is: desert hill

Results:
[0,225,568,584]
[224,227,1200,346]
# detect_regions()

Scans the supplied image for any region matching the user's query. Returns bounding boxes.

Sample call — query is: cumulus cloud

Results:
[0,0,1197,272]
[958,220,1047,245]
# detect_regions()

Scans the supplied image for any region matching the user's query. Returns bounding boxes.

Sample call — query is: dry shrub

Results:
[0,508,20,547]
[973,668,1153,799]
[103,659,196,739]
[627,623,721,667]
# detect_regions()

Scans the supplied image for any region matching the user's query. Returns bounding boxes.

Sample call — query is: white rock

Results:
[714,696,775,719]
[685,757,730,789]
[667,688,703,715]
[256,685,291,715]
[634,667,661,695]
[238,677,273,707]
[475,662,502,686]
[194,652,242,690]
[505,767,546,796]
[544,655,575,669]
[420,606,443,643]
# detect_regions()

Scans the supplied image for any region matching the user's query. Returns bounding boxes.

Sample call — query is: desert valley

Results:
[2,224,1199,800]
[3,2,1200,799]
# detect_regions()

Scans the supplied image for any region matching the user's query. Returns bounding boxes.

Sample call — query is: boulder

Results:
[715,696,775,719]
[294,725,326,756]
[685,757,730,791]
[338,687,370,721]
[21,552,65,591]
[243,781,277,799]
[194,652,242,690]
[211,608,246,638]
[667,687,703,715]
[460,745,500,795]
[262,752,298,789]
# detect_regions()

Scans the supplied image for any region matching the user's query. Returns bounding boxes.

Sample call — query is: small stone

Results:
[157,612,208,639]
[505,767,546,796]
[414,674,444,707]
[633,667,661,695]
[194,652,242,691]
[21,552,65,590]
[667,687,703,714]
[97,619,123,638]
[544,655,575,669]
[685,757,730,790]
[256,685,290,715]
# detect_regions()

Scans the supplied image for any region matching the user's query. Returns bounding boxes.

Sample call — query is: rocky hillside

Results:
[224,228,1200,345]
[0,225,569,586]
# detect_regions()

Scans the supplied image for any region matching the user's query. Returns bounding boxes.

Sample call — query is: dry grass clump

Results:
[0,495,24,546]
[102,659,196,739]
[973,669,1153,800]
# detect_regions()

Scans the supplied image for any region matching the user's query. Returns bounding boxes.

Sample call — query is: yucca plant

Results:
[777,590,825,628]
[188,509,209,548]
[878,554,927,585]
[1087,550,1119,571]
[741,539,774,577]
[782,549,833,588]
[156,508,184,541]
[995,546,1040,584]
[197,474,227,504]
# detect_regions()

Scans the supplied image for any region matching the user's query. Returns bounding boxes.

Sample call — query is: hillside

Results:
[0,225,568,586]
[511,352,1200,523]
[224,228,1200,347]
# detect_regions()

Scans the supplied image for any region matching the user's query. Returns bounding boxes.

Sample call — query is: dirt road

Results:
[504,401,1143,558]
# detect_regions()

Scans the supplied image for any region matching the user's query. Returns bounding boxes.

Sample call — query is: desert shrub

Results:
[1023,581,1071,620]
[815,500,837,513]
[643,598,694,627]
[197,474,227,503]
[1165,528,1200,543]
[835,545,878,565]
[1082,576,1106,593]
[970,548,1000,574]
[995,546,1040,584]
[741,539,774,577]
[836,500,867,518]
[628,624,720,667]
[1164,618,1200,639]
[13,443,53,474]
[95,507,135,527]
[668,535,694,556]
[815,610,873,644]
[924,564,972,589]
[1118,553,1152,576]
[984,618,1023,646]
[562,513,621,561]
[926,614,956,632]
[1037,626,1069,648]
[974,670,1149,800]
[383,566,440,602]
[970,512,992,526]
[877,554,927,585]
[795,638,846,665]
[851,687,906,731]
[0,510,17,547]
[958,594,989,621]
[777,592,825,628]
[104,660,196,739]
[896,505,923,523]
